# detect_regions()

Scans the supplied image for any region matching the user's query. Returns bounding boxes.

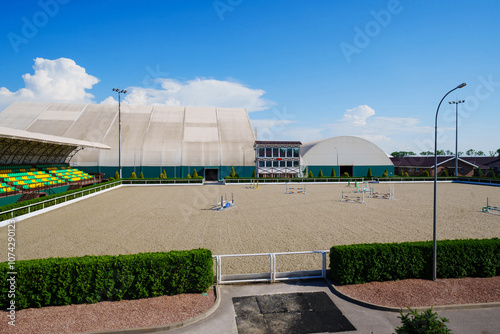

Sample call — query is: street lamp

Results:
[448,100,465,177]
[433,83,466,281]
[112,88,128,178]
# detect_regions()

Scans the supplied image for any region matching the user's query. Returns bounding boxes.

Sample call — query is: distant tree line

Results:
[391,148,500,157]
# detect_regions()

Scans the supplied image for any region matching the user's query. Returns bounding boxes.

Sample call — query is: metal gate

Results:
[213,250,329,284]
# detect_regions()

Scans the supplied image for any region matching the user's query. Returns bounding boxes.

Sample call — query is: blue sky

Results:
[1,0,499,155]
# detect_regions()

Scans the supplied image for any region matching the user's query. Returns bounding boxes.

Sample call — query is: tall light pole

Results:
[334,147,339,176]
[433,83,466,281]
[448,100,465,177]
[113,88,128,178]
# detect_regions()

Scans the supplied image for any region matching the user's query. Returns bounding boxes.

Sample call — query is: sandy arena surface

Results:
[1,182,499,274]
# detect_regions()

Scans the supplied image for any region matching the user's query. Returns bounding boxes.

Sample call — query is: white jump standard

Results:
[340,189,365,204]
[285,183,306,194]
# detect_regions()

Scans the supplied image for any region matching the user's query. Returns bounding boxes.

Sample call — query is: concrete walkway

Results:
[160,279,500,334]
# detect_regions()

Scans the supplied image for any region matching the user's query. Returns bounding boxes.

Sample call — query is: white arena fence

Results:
[213,250,330,284]
[0,178,203,222]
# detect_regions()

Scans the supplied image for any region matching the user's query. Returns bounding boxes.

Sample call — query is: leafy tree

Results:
[186,174,191,178]
[436,149,445,156]
[391,151,416,157]
[318,169,324,177]
[466,149,475,156]
[440,169,449,177]
[130,172,137,179]
[163,170,167,178]
[343,172,349,177]
[395,307,451,334]
[366,168,373,178]
[477,151,485,156]
[487,167,495,178]
[114,171,120,180]
[139,172,144,179]
[382,169,388,177]
[497,148,500,157]
[489,151,496,157]
[474,168,483,177]
[331,167,336,177]
[457,151,463,157]
[192,169,199,178]
[252,170,256,178]
[308,170,314,178]
[230,167,236,178]
[423,169,430,177]
[420,151,433,156]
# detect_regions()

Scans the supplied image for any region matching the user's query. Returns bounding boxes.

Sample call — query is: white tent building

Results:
[0,102,256,180]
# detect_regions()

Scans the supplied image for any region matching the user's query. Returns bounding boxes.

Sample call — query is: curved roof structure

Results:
[300,136,392,166]
[0,102,255,167]
[0,126,110,165]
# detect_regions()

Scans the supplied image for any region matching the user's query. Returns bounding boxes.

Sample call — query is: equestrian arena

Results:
[1,182,499,274]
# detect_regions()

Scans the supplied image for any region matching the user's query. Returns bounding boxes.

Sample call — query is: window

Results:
[265,148,272,157]
[259,161,265,167]
[287,161,293,167]
[265,161,272,167]
[286,148,293,157]
[292,148,299,157]
[280,148,287,157]
[293,161,300,167]
[258,148,265,157]
[279,161,286,167]
[272,148,279,157]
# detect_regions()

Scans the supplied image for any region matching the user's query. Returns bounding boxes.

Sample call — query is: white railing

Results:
[213,250,329,284]
[0,181,121,220]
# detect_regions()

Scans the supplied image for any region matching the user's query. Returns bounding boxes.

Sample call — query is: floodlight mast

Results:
[433,83,466,281]
[448,99,465,177]
[112,88,128,178]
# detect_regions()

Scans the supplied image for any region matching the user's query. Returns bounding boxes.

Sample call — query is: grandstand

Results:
[0,127,110,206]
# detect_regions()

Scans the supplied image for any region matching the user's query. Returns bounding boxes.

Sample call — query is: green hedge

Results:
[0,249,213,310]
[330,238,500,285]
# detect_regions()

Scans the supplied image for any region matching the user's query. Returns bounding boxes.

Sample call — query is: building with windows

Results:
[254,141,301,178]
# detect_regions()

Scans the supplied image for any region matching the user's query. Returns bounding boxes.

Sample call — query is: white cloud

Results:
[339,105,375,126]
[0,57,99,110]
[1,58,274,113]
[102,78,274,112]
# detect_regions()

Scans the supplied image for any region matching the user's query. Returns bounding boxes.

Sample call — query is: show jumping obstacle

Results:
[369,187,395,200]
[482,197,500,214]
[340,189,365,204]
[285,183,306,194]
[213,193,235,211]
[249,180,259,189]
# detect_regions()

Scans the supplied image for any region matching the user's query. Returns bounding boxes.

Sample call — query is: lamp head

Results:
[457,83,466,88]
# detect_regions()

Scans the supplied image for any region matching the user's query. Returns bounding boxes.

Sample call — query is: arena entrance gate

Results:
[205,168,219,181]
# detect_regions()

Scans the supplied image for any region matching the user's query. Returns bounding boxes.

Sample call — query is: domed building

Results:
[300,136,394,177]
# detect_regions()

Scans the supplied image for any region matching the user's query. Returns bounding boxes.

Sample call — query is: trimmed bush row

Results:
[330,238,500,285]
[0,249,213,310]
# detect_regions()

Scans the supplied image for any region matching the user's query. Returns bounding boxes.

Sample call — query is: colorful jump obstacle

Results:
[285,183,306,194]
[341,189,365,204]
[213,193,235,211]
[482,198,500,214]
[369,187,395,200]
[355,181,371,193]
